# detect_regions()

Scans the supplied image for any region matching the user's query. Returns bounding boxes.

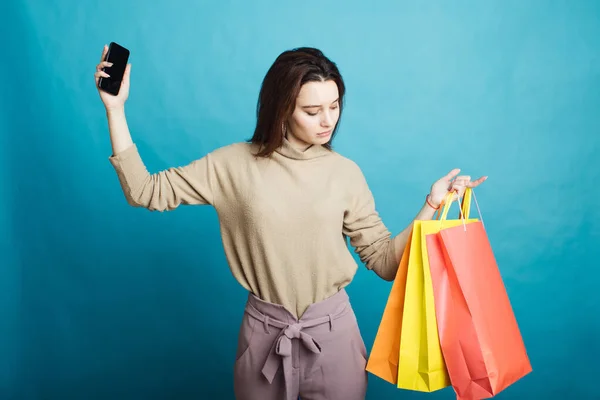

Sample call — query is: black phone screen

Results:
[98,42,130,96]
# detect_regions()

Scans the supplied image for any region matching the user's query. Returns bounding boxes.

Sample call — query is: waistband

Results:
[247,288,350,323]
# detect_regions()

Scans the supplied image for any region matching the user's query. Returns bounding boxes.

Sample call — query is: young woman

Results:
[94,45,486,400]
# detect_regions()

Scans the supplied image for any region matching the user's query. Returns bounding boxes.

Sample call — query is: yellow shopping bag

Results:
[397,192,478,392]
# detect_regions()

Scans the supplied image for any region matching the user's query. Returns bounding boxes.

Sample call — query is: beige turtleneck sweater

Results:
[109,138,399,318]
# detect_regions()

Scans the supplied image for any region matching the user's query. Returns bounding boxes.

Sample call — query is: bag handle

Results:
[436,188,471,221]
[436,187,485,230]
[461,187,472,219]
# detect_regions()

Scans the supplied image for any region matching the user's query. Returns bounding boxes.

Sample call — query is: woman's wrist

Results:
[425,193,441,210]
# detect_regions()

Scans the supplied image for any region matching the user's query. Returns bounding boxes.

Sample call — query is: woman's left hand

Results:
[427,169,487,208]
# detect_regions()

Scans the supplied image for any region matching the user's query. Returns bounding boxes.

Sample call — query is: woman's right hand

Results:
[95,44,131,111]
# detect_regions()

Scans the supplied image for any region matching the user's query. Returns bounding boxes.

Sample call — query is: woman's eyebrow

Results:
[301,98,339,109]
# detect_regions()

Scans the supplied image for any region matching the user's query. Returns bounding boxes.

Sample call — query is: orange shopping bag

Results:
[365,233,412,384]
[427,189,532,399]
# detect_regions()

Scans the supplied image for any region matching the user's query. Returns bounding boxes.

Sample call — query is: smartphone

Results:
[98,42,130,96]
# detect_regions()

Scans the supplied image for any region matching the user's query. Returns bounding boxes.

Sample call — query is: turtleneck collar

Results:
[274,137,332,160]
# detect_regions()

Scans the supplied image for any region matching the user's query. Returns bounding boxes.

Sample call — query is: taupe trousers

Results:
[233,289,368,400]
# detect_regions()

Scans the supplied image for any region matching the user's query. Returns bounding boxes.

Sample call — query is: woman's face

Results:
[286,80,340,150]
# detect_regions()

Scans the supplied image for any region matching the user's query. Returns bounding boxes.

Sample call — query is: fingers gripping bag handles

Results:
[427,188,532,399]
[395,191,475,392]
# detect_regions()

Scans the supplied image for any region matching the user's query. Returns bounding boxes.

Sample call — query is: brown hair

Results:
[248,47,346,157]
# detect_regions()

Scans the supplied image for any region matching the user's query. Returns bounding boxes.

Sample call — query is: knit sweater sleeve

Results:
[342,163,399,281]
[108,144,217,211]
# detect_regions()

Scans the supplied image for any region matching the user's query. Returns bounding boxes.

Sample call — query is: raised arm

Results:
[95,44,216,211]
[108,141,217,211]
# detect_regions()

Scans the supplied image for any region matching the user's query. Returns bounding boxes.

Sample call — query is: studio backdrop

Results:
[2,0,599,399]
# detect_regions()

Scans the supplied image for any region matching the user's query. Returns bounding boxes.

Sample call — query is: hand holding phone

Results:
[95,42,131,110]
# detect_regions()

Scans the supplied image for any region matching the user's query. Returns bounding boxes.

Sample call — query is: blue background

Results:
[2,0,599,398]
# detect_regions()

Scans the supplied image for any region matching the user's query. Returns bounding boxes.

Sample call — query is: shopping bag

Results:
[365,232,412,384]
[366,191,475,389]
[427,188,532,399]
[396,196,478,392]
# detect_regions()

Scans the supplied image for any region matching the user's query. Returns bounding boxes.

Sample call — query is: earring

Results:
[282,122,287,137]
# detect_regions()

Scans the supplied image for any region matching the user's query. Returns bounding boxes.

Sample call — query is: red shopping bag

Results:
[427,189,532,399]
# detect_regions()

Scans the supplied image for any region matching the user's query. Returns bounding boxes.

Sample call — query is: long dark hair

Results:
[248,47,346,157]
